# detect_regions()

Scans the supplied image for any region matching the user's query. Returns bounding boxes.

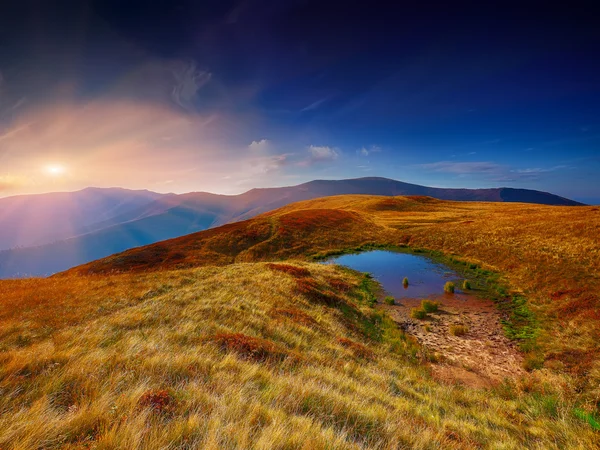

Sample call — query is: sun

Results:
[44,164,66,176]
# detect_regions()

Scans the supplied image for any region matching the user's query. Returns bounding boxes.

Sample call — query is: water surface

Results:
[326,250,462,298]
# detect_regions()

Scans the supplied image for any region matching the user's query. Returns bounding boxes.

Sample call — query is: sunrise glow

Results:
[44,164,66,176]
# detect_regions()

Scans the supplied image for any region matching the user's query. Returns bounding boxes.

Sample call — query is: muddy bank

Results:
[385,293,525,388]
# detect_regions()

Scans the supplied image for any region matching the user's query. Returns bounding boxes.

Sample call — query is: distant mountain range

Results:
[0,177,584,278]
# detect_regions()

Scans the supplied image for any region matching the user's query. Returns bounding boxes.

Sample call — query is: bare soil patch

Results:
[386,293,525,388]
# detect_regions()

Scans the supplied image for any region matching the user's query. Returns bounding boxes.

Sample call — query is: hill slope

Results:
[1,195,599,448]
[66,195,600,392]
[0,178,584,278]
[2,261,598,448]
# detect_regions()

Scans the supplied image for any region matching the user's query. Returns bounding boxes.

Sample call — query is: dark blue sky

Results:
[0,0,599,202]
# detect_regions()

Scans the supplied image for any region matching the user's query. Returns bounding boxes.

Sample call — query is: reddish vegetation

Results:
[295,278,344,306]
[212,333,287,362]
[550,288,585,301]
[266,263,311,278]
[277,209,363,234]
[138,389,177,415]
[271,308,317,326]
[336,337,374,360]
[328,279,353,293]
[556,294,600,319]
[545,349,597,376]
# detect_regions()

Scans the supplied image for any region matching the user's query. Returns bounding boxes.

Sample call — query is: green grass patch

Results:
[444,281,455,294]
[421,300,439,313]
[411,308,427,320]
[319,244,541,357]
[574,408,600,431]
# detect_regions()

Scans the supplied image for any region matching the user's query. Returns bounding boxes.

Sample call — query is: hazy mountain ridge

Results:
[0,187,166,250]
[0,178,584,278]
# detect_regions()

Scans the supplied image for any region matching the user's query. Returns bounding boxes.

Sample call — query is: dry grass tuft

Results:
[212,332,288,363]
[138,389,177,415]
[449,324,469,336]
[295,277,344,306]
[271,307,318,327]
[267,263,311,278]
[421,300,439,313]
[336,337,374,360]
[411,308,427,320]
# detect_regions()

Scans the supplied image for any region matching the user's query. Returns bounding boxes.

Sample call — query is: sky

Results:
[0,1,599,203]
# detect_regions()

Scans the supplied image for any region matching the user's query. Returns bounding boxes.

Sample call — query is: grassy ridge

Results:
[1,262,598,448]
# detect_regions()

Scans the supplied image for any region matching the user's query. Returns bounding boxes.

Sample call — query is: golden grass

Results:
[3,194,600,447]
[449,325,469,337]
[1,262,598,448]
[63,195,600,389]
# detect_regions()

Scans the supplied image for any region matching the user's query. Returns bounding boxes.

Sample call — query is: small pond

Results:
[325,250,463,299]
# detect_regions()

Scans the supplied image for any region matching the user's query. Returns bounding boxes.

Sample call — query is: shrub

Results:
[444,281,455,294]
[411,308,427,320]
[384,296,395,305]
[296,278,343,306]
[421,300,439,313]
[138,389,177,415]
[462,280,471,290]
[449,324,468,336]
[402,277,409,287]
[212,333,287,362]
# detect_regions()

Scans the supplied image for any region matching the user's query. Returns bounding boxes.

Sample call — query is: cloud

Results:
[300,96,331,112]
[417,160,571,182]
[249,154,291,174]
[419,161,502,174]
[514,165,568,174]
[307,145,339,164]
[170,61,212,112]
[0,123,31,142]
[358,145,381,157]
[248,139,270,153]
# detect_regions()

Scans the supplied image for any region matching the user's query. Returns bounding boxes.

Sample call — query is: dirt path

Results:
[384,292,525,388]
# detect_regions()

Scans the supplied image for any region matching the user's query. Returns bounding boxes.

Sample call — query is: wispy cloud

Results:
[300,96,331,112]
[305,145,339,164]
[419,161,502,174]
[249,154,291,174]
[170,61,212,112]
[248,139,270,152]
[417,160,572,182]
[0,123,31,142]
[357,145,382,157]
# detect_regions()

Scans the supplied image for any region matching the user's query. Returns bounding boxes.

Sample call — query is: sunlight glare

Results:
[45,164,66,176]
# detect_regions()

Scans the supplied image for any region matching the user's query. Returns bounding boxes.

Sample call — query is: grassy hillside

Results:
[66,196,600,397]
[2,195,599,448]
[1,262,598,449]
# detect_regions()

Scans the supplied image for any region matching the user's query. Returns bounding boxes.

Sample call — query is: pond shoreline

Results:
[323,247,528,388]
